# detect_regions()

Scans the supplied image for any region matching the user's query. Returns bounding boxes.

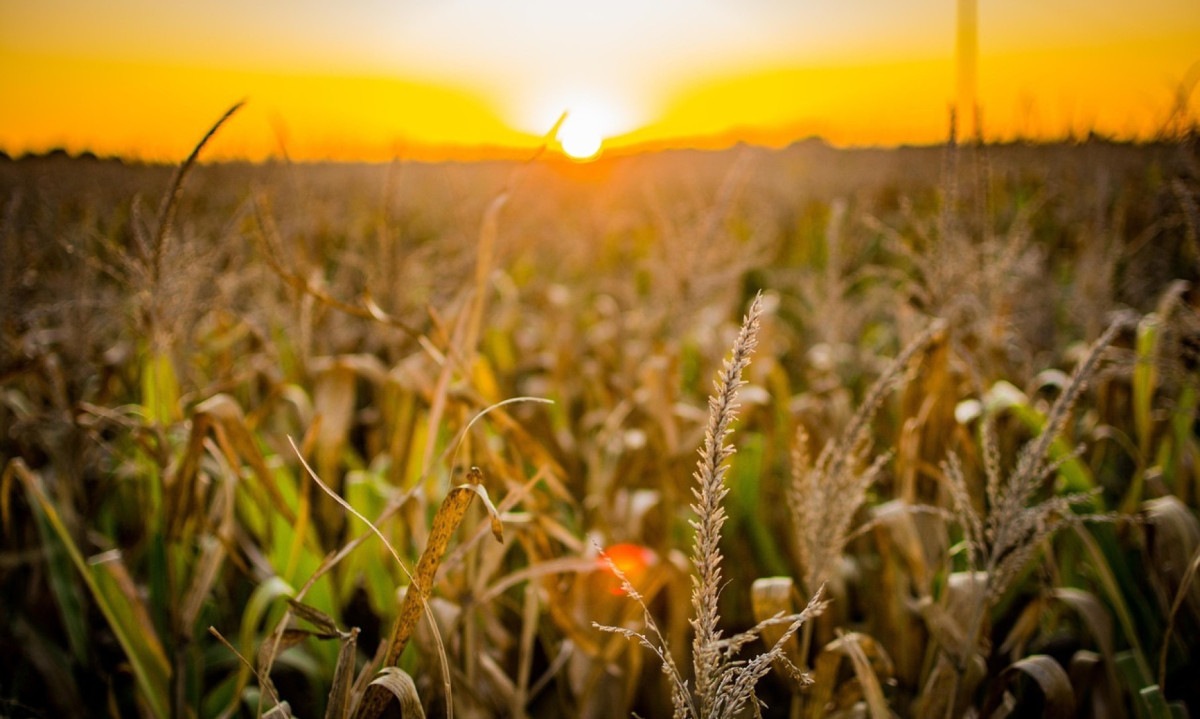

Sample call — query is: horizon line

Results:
[3,123,1190,166]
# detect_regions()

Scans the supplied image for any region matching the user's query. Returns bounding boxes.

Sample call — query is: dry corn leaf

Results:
[356,467,501,719]
[750,576,805,679]
[478,650,518,709]
[179,534,225,638]
[998,596,1049,659]
[807,631,892,719]
[286,598,341,636]
[839,632,893,719]
[912,596,971,664]
[1158,541,1200,692]
[262,701,294,718]
[1067,649,1119,718]
[1050,588,1116,672]
[514,582,539,715]
[1145,495,1200,618]
[366,667,426,719]
[869,500,942,685]
[983,654,1076,719]
[871,500,932,592]
[267,628,318,656]
[312,360,358,480]
[170,393,295,532]
[325,626,360,719]
[911,653,959,719]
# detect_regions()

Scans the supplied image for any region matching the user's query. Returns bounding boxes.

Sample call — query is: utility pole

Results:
[956,0,979,142]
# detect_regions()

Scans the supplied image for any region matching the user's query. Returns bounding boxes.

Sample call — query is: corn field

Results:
[2,115,1199,718]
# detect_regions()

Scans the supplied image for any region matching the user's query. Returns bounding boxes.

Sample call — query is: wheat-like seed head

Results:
[789,321,943,594]
[596,291,825,719]
[943,317,1128,656]
[689,291,763,715]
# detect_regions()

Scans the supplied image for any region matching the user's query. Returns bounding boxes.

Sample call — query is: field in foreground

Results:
[2,136,1199,718]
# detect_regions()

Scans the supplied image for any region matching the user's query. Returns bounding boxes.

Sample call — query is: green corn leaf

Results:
[1133,314,1160,458]
[987,380,1097,497]
[141,349,181,425]
[30,502,90,663]
[13,462,171,718]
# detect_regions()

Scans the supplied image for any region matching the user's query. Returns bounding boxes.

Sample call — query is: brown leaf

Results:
[364,667,425,719]
[807,631,893,719]
[312,361,358,481]
[287,598,341,635]
[750,577,805,679]
[984,654,1076,719]
[356,471,495,719]
[325,627,360,719]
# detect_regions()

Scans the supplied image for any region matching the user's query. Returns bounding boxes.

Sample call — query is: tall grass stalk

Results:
[941,317,1129,710]
[597,292,826,719]
[788,321,944,595]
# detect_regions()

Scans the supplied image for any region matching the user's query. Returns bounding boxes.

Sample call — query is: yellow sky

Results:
[1,1,1197,160]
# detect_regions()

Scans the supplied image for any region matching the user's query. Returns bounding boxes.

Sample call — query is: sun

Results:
[513,89,637,160]
[558,113,604,160]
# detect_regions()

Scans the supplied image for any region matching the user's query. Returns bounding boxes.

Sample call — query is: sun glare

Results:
[511,89,639,160]
[558,113,604,160]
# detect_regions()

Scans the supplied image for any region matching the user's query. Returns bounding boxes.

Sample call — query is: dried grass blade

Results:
[1157,543,1200,692]
[325,627,361,719]
[286,598,341,635]
[355,467,497,719]
[180,535,225,637]
[153,101,243,273]
[513,583,539,718]
[750,577,805,676]
[366,668,426,719]
[838,632,892,719]
[1050,588,1116,672]
[208,625,285,714]
[462,482,504,543]
[287,437,451,716]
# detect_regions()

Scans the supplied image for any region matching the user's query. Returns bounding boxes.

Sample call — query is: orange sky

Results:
[1,1,1198,161]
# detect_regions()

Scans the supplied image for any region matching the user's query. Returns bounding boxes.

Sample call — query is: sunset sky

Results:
[2,1,1198,161]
